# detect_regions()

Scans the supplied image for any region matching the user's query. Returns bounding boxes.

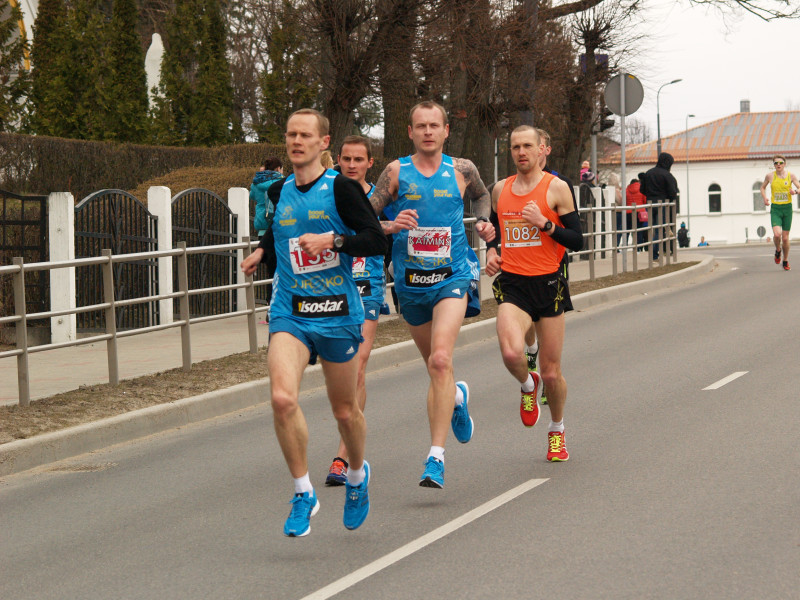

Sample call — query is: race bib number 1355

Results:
[289,236,340,274]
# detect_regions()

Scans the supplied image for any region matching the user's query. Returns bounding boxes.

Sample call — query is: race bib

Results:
[408,227,452,257]
[774,192,789,204]
[503,218,542,248]
[289,236,340,274]
[352,256,367,274]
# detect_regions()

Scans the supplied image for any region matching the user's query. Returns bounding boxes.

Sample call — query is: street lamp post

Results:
[656,79,683,157]
[685,114,695,234]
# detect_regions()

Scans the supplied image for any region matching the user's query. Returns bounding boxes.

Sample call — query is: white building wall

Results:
[673,158,799,245]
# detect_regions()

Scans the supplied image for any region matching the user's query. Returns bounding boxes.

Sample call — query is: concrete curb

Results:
[0,255,715,477]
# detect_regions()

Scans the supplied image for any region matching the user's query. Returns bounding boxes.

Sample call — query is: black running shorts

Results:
[491,270,573,321]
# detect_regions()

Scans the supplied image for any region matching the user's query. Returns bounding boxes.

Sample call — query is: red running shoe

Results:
[520,372,543,427]
[774,250,781,264]
[783,261,791,271]
[325,457,348,486]
[547,431,569,462]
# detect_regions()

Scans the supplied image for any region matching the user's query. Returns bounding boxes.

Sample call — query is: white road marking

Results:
[299,478,549,600]
[703,371,748,390]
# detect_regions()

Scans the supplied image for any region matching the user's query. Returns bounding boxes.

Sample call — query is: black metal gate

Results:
[74,190,159,330]
[171,188,238,317]
[0,189,49,316]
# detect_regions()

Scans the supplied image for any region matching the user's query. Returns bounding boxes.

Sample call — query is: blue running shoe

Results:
[283,490,319,537]
[343,460,371,530]
[419,456,445,488]
[451,381,474,443]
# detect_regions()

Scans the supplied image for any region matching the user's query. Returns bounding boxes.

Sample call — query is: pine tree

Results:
[191,0,233,146]
[28,0,70,135]
[152,0,233,146]
[69,0,110,140]
[105,0,149,142]
[0,0,31,131]
[258,0,317,144]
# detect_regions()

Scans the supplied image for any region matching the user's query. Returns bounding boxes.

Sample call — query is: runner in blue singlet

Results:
[241,110,387,537]
[324,135,388,486]
[369,100,496,489]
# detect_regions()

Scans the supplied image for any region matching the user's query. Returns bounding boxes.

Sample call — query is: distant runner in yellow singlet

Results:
[760,155,800,271]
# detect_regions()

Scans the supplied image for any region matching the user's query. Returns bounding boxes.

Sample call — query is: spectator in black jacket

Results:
[641,152,679,259]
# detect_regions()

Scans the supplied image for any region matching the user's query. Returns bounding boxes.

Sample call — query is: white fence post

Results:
[227,187,249,312]
[148,186,173,325]
[48,192,75,343]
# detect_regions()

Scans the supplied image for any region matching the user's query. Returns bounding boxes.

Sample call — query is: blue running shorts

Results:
[361,300,383,322]
[269,317,363,364]
[397,278,475,326]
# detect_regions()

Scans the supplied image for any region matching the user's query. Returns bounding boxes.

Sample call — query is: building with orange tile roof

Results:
[600,108,800,244]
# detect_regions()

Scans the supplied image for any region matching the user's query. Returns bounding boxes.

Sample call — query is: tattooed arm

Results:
[370,160,398,216]
[453,157,495,242]
[453,158,491,219]
[371,160,414,236]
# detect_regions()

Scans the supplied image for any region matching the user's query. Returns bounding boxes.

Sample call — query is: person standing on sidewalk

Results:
[240,109,387,537]
[369,100,495,489]
[760,155,799,271]
[641,153,679,260]
[324,135,386,486]
[485,125,583,462]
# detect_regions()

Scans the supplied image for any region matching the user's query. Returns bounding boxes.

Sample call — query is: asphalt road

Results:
[2,246,798,600]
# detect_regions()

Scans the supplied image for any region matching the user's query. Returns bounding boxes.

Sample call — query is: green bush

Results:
[0,132,286,200]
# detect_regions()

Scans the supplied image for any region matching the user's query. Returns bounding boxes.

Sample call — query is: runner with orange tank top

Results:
[486,125,583,462]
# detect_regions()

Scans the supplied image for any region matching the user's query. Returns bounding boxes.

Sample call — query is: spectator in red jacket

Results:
[626,176,648,248]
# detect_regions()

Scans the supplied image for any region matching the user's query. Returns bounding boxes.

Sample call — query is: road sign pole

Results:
[621,75,627,270]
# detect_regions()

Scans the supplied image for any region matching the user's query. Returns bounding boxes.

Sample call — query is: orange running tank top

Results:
[497,172,565,276]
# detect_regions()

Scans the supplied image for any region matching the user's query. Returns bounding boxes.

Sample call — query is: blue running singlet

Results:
[270,169,364,330]
[390,155,480,295]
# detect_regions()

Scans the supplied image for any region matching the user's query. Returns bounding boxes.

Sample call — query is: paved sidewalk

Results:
[0,251,707,406]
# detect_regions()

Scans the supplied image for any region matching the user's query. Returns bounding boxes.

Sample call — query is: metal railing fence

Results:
[1,204,677,407]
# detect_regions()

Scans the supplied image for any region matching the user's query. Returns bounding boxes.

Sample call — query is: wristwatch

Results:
[333,234,345,250]
[542,220,554,232]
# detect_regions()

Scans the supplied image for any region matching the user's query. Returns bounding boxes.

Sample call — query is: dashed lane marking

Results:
[703,371,748,390]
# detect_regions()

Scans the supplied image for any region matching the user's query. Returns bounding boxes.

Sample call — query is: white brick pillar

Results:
[148,186,173,324]
[227,187,249,312]
[48,192,76,343]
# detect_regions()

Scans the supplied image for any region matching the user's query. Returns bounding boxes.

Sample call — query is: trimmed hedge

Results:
[0,132,391,202]
[0,132,286,200]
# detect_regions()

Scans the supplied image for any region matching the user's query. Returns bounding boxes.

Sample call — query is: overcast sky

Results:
[626,0,800,141]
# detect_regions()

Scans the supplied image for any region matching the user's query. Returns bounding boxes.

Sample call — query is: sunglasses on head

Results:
[774,161,784,166]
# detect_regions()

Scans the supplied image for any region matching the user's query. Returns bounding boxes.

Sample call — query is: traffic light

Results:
[599,107,614,132]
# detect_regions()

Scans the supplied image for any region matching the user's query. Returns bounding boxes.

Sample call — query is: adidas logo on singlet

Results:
[320,183,329,190]
[442,171,451,177]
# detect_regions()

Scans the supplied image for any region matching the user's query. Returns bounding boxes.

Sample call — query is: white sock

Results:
[454,384,465,407]
[428,446,445,463]
[347,464,365,487]
[526,342,539,354]
[293,473,313,495]
[549,420,564,433]
[521,373,535,392]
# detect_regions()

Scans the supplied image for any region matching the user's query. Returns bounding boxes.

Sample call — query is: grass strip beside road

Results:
[0,262,694,444]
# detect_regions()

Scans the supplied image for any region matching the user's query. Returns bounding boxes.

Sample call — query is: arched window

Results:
[708,183,721,213]
[753,181,765,211]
